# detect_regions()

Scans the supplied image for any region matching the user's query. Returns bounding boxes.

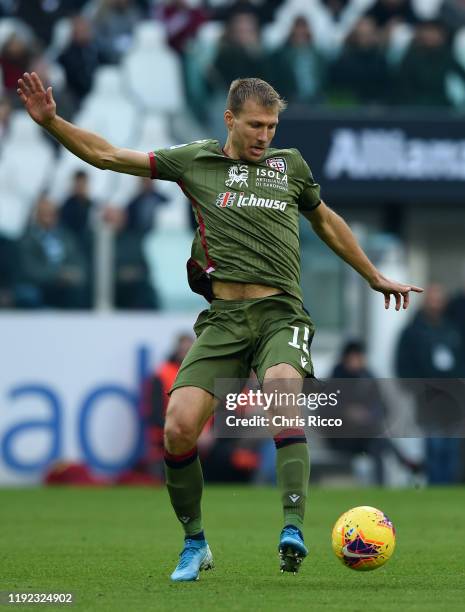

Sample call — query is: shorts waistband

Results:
[211,293,290,310]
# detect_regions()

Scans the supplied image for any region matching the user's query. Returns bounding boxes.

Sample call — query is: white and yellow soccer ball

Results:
[331,505,396,571]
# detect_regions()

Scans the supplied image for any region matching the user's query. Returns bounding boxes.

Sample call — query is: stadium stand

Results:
[2,0,465,313]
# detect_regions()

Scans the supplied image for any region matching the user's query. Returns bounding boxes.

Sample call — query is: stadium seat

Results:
[262,21,289,51]
[412,0,442,20]
[134,115,172,152]
[76,66,138,147]
[0,186,34,240]
[387,23,414,66]
[183,21,223,121]
[0,112,54,235]
[122,22,184,114]
[453,27,465,71]
[445,28,465,106]
[195,21,223,51]
[47,17,72,61]
[46,61,67,92]
[0,17,27,48]
[270,0,368,58]
[144,228,204,311]
[263,0,302,50]
[156,182,190,231]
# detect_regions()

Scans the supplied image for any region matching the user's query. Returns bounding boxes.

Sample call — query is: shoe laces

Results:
[177,540,203,569]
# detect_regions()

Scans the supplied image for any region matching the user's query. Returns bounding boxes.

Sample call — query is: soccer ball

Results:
[331,505,396,571]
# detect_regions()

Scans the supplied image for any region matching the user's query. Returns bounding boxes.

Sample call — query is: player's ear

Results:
[224,109,234,130]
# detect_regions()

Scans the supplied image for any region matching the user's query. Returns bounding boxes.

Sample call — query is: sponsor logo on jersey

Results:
[225,164,249,188]
[237,192,287,211]
[215,192,236,207]
[266,157,287,174]
[214,191,288,212]
[255,167,288,192]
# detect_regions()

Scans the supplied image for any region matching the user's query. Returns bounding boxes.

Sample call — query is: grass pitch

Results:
[1,486,465,611]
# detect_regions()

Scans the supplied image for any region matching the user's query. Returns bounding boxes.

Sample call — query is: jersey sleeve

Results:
[148,141,206,182]
[295,153,321,213]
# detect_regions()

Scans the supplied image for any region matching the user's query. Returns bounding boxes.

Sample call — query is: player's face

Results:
[226,99,279,162]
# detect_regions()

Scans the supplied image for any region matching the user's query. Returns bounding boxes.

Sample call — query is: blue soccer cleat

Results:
[170,539,214,582]
[278,525,308,574]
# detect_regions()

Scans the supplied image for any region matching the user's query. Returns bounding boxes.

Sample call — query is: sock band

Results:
[186,530,205,541]
[274,428,306,449]
[164,446,198,469]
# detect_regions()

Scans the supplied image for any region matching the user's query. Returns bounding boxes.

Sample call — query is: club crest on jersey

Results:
[215,192,236,207]
[266,157,287,174]
[225,164,249,188]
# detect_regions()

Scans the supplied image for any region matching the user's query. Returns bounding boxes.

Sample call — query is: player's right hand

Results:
[17,72,56,126]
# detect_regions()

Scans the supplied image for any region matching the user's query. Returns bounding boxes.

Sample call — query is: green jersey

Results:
[148,139,321,303]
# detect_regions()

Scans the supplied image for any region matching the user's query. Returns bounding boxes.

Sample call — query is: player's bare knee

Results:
[263,364,304,429]
[164,386,215,454]
[164,417,198,454]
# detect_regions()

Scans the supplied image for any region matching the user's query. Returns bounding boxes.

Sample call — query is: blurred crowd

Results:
[2,1,465,309]
[2,1,465,115]
[0,169,198,309]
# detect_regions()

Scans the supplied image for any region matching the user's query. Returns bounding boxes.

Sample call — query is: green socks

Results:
[274,432,310,530]
[164,447,204,537]
[164,433,310,537]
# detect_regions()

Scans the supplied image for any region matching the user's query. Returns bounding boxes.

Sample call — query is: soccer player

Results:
[18,72,423,581]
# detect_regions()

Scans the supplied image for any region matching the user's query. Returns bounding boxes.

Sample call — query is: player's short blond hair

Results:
[226,78,287,115]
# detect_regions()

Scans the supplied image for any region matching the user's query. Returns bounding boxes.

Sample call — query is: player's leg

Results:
[252,294,315,573]
[263,364,310,573]
[164,386,217,581]
[164,302,252,581]
[164,386,217,538]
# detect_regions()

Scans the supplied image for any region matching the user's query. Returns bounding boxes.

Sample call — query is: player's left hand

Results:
[369,274,423,311]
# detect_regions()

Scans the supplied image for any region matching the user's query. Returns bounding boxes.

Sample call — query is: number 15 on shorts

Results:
[288,325,310,355]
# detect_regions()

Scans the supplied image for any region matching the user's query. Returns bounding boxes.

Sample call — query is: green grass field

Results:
[1,486,465,611]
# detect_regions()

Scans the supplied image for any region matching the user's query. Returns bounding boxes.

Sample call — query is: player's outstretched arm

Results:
[304,201,423,311]
[17,72,150,177]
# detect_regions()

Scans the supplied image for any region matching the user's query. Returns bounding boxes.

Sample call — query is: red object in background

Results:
[155,3,208,54]
[156,361,179,414]
[114,470,162,486]
[140,360,179,467]
[0,56,29,91]
[114,458,162,486]
[43,462,110,486]
[231,448,259,472]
